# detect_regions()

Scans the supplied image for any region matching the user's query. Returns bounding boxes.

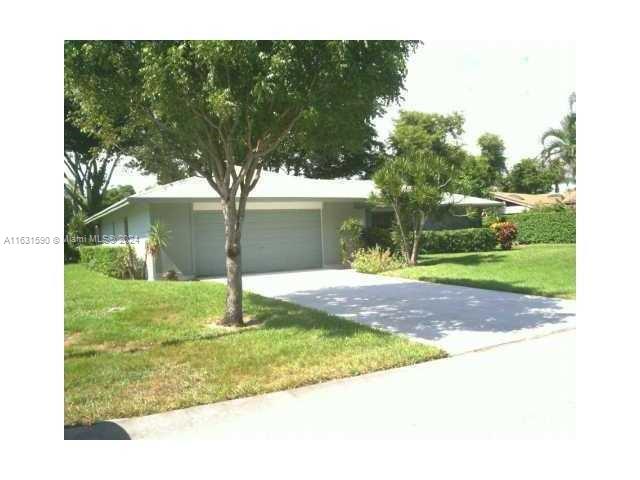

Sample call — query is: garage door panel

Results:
[193,210,322,276]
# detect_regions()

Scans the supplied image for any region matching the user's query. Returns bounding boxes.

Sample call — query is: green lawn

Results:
[386,244,575,299]
[65,264,444,426]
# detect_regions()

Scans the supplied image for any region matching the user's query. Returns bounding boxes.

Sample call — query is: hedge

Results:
[509,210,576,244]
[79,245,144,279]
[421,227,497,254]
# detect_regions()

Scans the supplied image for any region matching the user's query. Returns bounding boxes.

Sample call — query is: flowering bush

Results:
[490,221,518,250]
[351,246,405,274]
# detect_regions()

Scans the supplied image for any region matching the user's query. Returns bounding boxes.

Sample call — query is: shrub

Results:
[490,221,518,250]
[351,246,405,274]
[421,228,497,254]
[362,226,394,251]
[338,217,364,265]
[64,243,80,264]
[79,245,144,279]
[162,269,179,281]
[509,209,576,244]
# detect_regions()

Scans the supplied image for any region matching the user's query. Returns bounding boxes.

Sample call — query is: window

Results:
[124,217,129,237]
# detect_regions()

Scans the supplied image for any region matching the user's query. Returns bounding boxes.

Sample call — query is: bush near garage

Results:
[79,245,144,279]
[421,227,497,254]
[351,246,406,274]
[338,218,365,265]
[362,226,395,251]
[509,208,576,244]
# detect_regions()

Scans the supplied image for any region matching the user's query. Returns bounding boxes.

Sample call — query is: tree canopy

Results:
[459,154,493,198]
[541,93,576,182]
[65,40,418,325]
[502,158,553,194]
[389,111,465,158]
[477,132,507,181]
[64,96,121,217]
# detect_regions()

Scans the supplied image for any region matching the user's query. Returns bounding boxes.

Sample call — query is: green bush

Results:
[339,218,365,265]
[362,226,394,251]
[351,246,405,274]
[509,210,576,244]
[64,243,80,264]
[79,245,144,279]
[421,228,497,254]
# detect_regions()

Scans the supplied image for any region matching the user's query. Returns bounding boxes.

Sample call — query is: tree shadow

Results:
[268,281,576,344]
[64,421,131,440]
[418,252,505,267]
[248,293,393,340]
[413,276,571,299]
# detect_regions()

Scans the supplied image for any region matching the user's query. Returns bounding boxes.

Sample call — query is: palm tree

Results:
[541,93,576,182]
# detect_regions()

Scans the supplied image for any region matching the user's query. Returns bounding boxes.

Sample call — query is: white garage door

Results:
[193,210,323,276]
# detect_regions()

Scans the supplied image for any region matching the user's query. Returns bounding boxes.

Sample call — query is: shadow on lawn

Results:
[413,276,570,299]
[417,252,505,267]
[65,294,387,362]
[250,294,393,340]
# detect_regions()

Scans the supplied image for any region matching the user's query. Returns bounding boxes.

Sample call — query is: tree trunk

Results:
[408,212,425,266]
[221,199,244,326]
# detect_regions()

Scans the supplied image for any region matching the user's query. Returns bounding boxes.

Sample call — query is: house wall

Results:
[150,203,195,279]
[98,203,150,259]
[321,201,366,266]
[96,199,368,278]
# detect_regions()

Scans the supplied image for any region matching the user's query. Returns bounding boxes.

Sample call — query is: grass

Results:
[386,244,575,299]
[65,264,444,426]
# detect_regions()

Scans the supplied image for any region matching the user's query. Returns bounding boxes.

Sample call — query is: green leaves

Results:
[66,41,418,184]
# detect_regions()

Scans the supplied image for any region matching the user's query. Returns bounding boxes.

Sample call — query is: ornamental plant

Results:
[339,218,365,265]
[491,221,518,250]
[351,246,405,274]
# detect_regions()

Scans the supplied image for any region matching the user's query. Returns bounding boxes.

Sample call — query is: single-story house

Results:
[492,189,577,214]
[86,171,501,280]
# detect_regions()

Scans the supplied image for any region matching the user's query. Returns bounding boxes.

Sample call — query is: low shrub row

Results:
[79,245,144,279]
[509,210,576,244]
[351,246,405,274]
[421,227,497,254]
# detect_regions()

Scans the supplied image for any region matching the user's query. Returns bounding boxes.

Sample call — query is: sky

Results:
[110,40,576,192]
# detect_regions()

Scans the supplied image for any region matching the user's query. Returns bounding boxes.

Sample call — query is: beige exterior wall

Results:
[321,201,366,266]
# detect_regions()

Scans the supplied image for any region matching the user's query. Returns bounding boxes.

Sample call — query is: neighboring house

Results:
[492,190,576,214]
[86,171,501,279]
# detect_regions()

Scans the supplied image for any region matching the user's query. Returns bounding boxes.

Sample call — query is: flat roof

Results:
[86,171,503,223]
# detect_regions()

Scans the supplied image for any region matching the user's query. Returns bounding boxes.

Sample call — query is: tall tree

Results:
[541,92,576,182]
[103,185,135,208]
[64,96,121,217]
[477,132,507,182]
[502,158,553,194]
[372,151,463,265]
[459,154,493,197]
[389,111,465,157]
[65,40,417,325]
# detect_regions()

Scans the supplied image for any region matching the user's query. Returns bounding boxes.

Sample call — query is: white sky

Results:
[374,41,576,166]
[110,40,576,192]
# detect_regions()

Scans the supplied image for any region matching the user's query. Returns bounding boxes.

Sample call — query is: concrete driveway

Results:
[215,268,576,354]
